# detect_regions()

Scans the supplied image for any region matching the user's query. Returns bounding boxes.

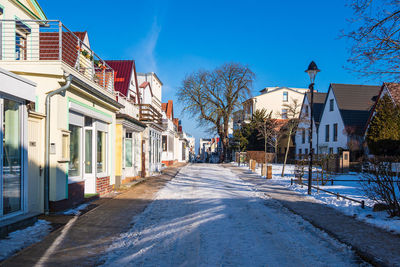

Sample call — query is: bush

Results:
[361,158,400,217]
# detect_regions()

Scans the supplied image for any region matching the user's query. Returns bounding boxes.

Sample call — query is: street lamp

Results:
[305,61,320,195]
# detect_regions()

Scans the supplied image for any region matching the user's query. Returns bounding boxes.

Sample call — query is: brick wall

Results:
[49,181,85,212]
[96,176,112,196]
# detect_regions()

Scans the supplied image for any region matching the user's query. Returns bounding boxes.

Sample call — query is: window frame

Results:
[329,99,334,112]
[325,124,330,142]
[283,91,288,102]
[333,123,338,142]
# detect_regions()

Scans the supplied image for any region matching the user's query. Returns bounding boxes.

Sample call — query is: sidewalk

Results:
[1,164,186,267]
[226,164,400,267]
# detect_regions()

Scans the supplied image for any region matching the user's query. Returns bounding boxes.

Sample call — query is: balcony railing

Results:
[138,104,162,124]
[0,19,114,93]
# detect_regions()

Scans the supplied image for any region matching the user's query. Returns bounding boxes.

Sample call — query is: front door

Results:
[83,117,95,193]
[27,116,44,213]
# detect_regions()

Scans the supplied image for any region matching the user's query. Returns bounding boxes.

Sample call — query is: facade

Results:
[199,138,212,162]
[106,60,146,186]
[317,84,380,155]
[243,86,308,120]
[161,100,177,166]
[295,92,327,156]
[137,73,164,175]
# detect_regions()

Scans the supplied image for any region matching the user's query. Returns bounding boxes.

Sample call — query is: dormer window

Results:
[283,91,288,102]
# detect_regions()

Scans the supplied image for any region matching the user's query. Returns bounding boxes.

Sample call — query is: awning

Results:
[0,67,36,102]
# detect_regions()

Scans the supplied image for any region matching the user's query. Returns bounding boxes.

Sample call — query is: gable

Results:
[12,0,47,20]
[106,60,134,97]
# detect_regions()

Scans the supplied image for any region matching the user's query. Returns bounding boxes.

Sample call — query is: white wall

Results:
[295,96,318,155]
[318,88,348,154]
[253,88,306,119]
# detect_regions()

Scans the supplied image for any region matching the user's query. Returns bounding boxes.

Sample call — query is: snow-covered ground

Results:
[0,219,51,261]
[238,162,400,234]
[102,164,364,266]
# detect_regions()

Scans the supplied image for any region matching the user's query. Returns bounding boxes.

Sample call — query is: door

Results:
[83,117,95,193]
[141,140,145,178]
[27,116,44,213]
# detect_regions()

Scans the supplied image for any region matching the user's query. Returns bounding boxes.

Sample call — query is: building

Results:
[295,92,327,156]
[243,86,308,120]
[199,138,212,162]
[318,84,380,155]
[137,73,164,175]
[161,100,177,166]
[0,1,124,215]
[106,60,146,187]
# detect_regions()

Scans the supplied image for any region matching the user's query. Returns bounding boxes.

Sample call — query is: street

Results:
[102,164,364,266]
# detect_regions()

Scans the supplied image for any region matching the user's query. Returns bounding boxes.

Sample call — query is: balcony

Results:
[0,19,114,93]
[138,104,162,125]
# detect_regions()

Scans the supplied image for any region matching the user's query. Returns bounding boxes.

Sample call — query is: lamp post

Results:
[305,61,320,195]
[238,121,242,167]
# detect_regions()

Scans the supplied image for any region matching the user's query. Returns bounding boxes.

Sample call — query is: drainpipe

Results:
[44,75,72,214]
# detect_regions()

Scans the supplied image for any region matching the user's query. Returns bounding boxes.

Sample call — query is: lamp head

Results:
[305,61,320,83]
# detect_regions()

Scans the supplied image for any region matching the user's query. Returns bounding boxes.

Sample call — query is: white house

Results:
[318,84,380,155]
[243,86,308,120]
[295,92,327,156]
[161,100,177,166]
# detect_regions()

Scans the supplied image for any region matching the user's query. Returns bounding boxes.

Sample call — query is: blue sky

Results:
[39,0,380,148]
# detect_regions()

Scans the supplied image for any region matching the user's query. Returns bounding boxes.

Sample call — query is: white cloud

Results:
[134,18,161,73]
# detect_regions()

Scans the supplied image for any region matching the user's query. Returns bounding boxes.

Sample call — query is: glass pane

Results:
[85,130,92,173]
[3,99,21,215]
[69,125,81,177]
[125,138,132,167]
[97,131,106,173]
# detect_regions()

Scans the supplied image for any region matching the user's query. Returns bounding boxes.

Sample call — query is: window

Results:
[97,131,107,173]
[325,124,330,142]
[85,129,92,173]
[307,129,311,143]
[329,147,333,154]
[329,99,334,112]
[125,133,133,168]
[283,91,288,102]
[61,131,70,161]
[305,148,308,155]
[333,123,338,142]
[69,124,81,177]
[299,149,302,155]
[15,32,27,60]
[305,105,309,116]
[2,99,22,214]
[301,129,305,144]
[162,135,167,151]
[282,109,288,119]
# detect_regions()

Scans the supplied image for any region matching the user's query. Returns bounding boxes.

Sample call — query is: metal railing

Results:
[116,92,139,118]
[0,19,114,93]
[138,104,162,124]
[291,178,365,208]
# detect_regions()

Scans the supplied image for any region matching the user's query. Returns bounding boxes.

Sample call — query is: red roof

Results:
[139,81,153,97]
[74,31,87,41]
[161,100,174,119]
[105,60,134,97]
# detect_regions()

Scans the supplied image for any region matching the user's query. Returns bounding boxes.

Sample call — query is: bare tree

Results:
[344,0,400,80]
[253,109,278,165]
[177,63,255,161]
[280,99,302,177]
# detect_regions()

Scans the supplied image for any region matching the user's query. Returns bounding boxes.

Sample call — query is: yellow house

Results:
[0,0,123,216]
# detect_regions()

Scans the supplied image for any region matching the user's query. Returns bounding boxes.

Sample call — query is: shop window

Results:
[69,124,81,177]
[97,131,107,173]
[2,99,22,214]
